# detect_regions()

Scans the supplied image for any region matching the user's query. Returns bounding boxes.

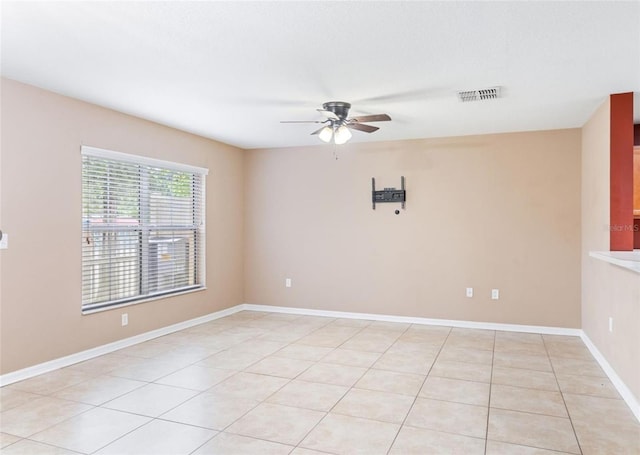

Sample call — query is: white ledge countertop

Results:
[589,250,640,273]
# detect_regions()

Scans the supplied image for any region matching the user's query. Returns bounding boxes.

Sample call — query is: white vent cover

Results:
[458,87,501,102]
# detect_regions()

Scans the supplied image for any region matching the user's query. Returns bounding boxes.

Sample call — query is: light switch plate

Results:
[0,233,8,250]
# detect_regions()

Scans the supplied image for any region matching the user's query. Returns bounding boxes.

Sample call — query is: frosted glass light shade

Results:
[318,126,333,143]
[334,126,352,144]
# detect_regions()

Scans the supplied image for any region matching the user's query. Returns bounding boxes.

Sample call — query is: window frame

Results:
[80,146,208,314]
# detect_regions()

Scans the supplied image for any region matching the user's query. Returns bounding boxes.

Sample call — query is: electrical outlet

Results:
[491,289,499,300]
[121,313,128,326]
[609,317,613,333]
[285,278,292,288]
[466,288,473,298]
[0,233,8,250]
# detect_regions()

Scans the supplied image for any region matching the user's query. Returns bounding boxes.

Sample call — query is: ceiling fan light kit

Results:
[281,101,391,145]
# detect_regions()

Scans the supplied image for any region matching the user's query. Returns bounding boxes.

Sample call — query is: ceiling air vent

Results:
[457,87,501,102]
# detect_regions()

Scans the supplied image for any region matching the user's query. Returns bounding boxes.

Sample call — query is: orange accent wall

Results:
[609,93,634,251]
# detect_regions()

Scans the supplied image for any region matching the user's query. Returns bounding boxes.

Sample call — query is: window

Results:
[81,146,207,313]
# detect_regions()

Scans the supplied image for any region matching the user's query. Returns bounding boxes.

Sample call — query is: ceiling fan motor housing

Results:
[323,101,351,120]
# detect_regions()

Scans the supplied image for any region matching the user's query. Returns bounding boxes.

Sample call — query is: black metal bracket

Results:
[372,176,406,210]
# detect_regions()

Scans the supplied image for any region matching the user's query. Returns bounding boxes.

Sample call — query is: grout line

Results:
[542,336,584,455]
[385,324,453,455]
[484,331,496,455]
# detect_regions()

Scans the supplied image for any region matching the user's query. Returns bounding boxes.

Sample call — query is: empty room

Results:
[1,1,639,454]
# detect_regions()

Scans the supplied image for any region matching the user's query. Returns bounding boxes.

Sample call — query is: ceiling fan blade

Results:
[349,114,391,123]
[317,109,340,120]
[280,120,324,123]
[347,123,379,133]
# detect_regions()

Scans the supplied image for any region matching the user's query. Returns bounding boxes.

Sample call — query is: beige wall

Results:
[245,130,582,327]
[0,78,245,374]
[581,98,640,401]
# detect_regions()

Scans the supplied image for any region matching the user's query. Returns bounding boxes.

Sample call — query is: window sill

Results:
[82,286,207,315]
[589,250,640,274]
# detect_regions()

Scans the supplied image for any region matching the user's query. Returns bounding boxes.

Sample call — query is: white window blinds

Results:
[81,146,207,312]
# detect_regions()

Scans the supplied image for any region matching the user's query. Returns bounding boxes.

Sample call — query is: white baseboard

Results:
[5,301,637,425]
[0,304,245,387]
[580,332,640,422]
[242,303,583,336]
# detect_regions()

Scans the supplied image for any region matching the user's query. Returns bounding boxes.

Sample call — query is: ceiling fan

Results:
[281,101,391,144]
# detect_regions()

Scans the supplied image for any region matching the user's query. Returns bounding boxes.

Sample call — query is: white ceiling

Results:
[2,1,639,150]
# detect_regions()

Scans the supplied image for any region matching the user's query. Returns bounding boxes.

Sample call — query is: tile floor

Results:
[1,310,639,454]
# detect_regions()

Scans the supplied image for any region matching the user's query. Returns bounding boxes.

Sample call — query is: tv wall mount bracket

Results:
[372,176,406,210]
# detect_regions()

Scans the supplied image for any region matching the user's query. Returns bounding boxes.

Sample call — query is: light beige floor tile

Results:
[491,367,559,391]
[493,340,548,356]
[387,339,444,354]
[102,383,198,417]
[196,349,265,371]
[437,347,493,365]
[272,344,333,361]
[64,353,141,375]
[301,413,399,454]
[192,432,293,454]
[290,448,331,455]
[320,348,381,368]
[244,355,314,378]
[94,419,216,455]
[486,440,575,454]
[117,339,174,358]
[549,357,606,377]
[429,359,492,383]
[298,363,367,387]
[494,331,543,344]
[389,425,485,454]
[368,321,410,332]
[231,340,289,357]
[329,317,373,328]
[556,373,620,398]
[405,398,488,438]
[490,384,567,417]
[0,439,79,454]
[450,327,495,338]
[108,358,186,382]
[238,318,290,330]
[541,335,584,346]
[340,331,400,353]
[488,408,580,454]
[296,328,359,348]
[8,369,97,395]
[571,418,640,454]
[403,324,451,339]
[30,407,150,453]
[208,372,289,400]
[332,388,414,424]
[0,433,21,449]
[445,329,495,351]
[0,396,92,438]
[355,369,425,396]
[0,389,41,412]
[493,352,552,372]
[563,392,638,426]
[161,392,259,430]
[267,380,348,412]
[261,312,304,322]
[160,346,220,364]
[52,375,146,405]
[256,329,307,343]
[372,351,436,375]
[226,402,324,446]
[545,343,593,360]
[419,376,490,406]
[154,365,234,391]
